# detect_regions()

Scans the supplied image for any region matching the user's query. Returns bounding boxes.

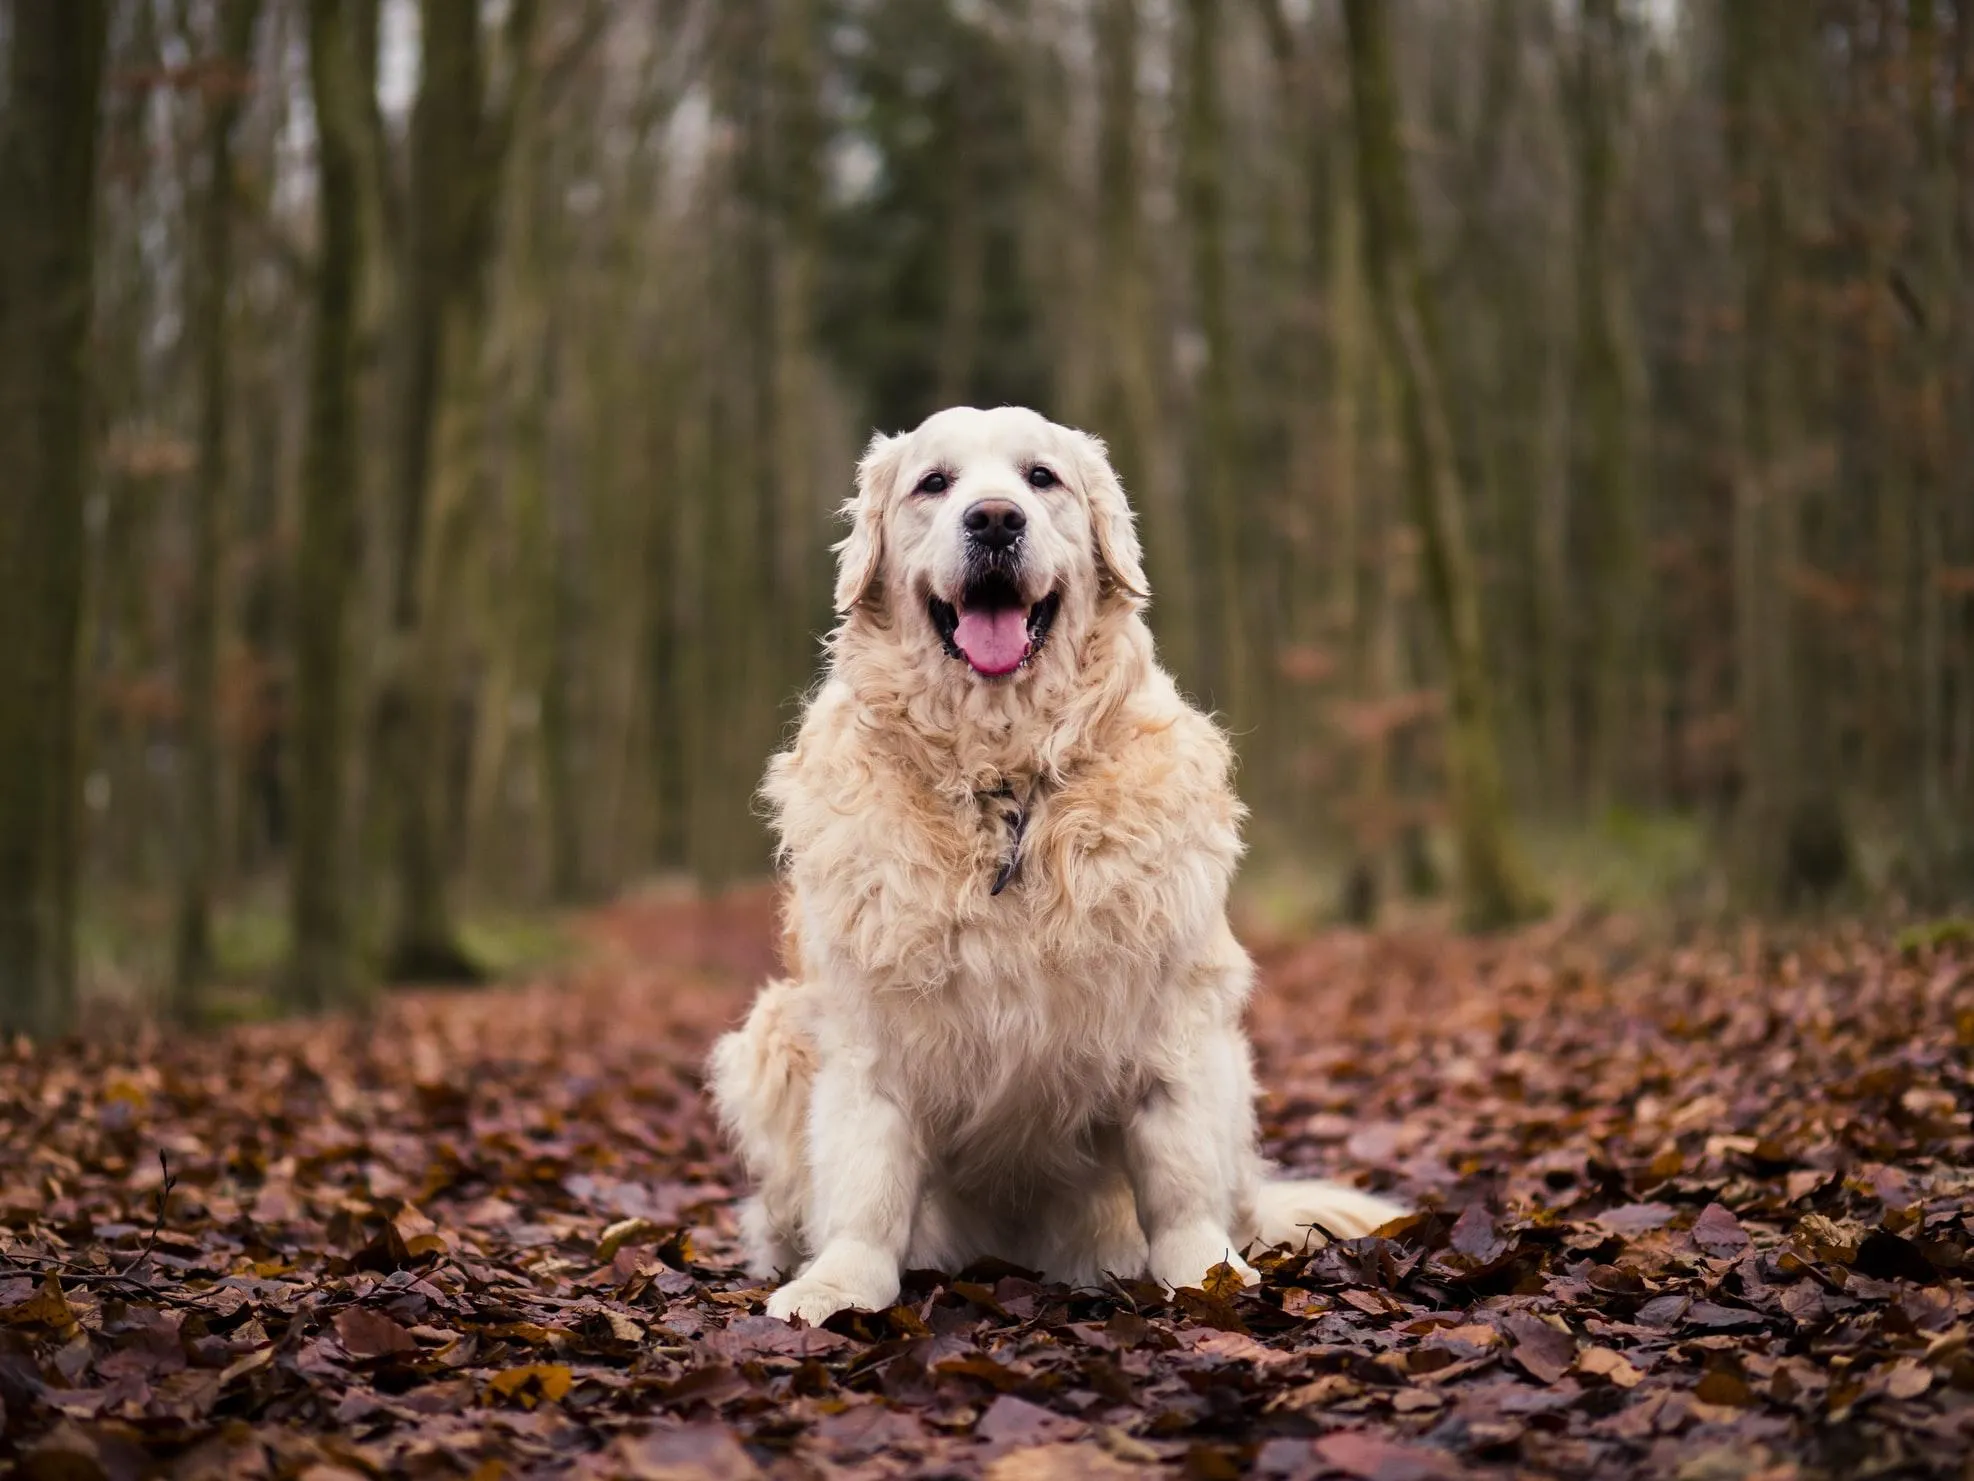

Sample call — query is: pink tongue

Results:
[954,606,1030,675]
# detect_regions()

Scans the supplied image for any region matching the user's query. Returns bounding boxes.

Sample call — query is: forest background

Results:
[4,0,1973,1037]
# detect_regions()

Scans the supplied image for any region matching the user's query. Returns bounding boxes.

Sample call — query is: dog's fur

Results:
[709,406,1403,1325]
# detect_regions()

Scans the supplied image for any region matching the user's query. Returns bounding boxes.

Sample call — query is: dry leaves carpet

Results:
[3,893,1972,1479]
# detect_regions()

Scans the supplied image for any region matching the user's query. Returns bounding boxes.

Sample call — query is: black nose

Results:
[963,499,1026,550]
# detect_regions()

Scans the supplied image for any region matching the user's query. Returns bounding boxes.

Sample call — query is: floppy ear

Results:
[834,432,906,613]
[1073,432,1150,601]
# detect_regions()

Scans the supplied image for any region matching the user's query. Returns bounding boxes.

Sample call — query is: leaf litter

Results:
[2,893,1971,1477]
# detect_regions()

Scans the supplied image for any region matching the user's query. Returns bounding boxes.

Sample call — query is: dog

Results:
[709,406,1403,1325]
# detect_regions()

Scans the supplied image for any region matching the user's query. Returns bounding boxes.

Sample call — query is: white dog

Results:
[709,406,1402,1325]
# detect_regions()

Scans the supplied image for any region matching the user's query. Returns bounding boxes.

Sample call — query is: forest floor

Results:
[3,891,1973,1480]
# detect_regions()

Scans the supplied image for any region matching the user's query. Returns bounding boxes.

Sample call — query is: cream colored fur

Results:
[709,406,1403,1325]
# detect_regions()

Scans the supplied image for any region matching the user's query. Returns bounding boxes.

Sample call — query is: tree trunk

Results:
[0,2,109,1039]
[1096,0,1196,687]
[1953,0,1974,819]
[1907,0,1953,876]
[172,0,264,1022]
[288,0,369,1013]
[1567,0,1643,812]
[381,0,537,980]
[1721,0,1844,908]
[1342,0,1545,930]
[1181,0,1247,718]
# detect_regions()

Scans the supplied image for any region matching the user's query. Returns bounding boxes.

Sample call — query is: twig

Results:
[124,1150,176,1281]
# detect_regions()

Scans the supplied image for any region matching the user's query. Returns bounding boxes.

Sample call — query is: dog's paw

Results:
[764,1273,887,1326]
[764,1242,900,1326]
[1150,1226,1259,1294]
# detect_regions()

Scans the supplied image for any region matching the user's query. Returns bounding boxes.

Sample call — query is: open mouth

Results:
[928,575,1061,678]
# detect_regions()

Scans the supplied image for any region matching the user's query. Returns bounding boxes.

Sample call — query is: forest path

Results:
[3,898,1971,1478]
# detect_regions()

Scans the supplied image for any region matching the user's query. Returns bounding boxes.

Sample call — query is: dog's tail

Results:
[1249,1179,1407,1252]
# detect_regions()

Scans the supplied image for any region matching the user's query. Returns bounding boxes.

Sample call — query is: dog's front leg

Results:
[1124,1026,1261,1293]
[764,1050,921,1325]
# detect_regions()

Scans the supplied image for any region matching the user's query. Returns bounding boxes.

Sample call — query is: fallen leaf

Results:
[984,1443,1150,1480]
[976,1394,1085,1449]
[1312,1429,1452,1480]
[1446,1203,1509,1265]
[1576,1346,1644,1388]
[1597,1203,1677,1237]
[604,1424,761,1480]
[3,1275,79,1339]
[486,1363,574,1407]
[1691,1203,1751,1256]
[332,1306,416,1360]
[596,1216,662,1263]
[1504,1312,1576,1384]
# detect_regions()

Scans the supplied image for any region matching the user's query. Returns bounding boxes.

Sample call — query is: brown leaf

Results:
[2,1275,78,1335]
[1691,1203,1751,1256]
[698,1314,850,1361]
[1200,1260,1248,1300]
[1311,1429,1453,1480]
[1575,1346,1644,1388]
[1596,1203,1677,1238]
[984,1443,1150,1481]
[332,1306,416,1360]
[976,1394,1085,1449]
[596,1216,662,1263]
[217,1346,275,1387]
[1694,1363,1755,1407]
[604,1423,761,1480]
[1878,1359,1932,1400]
[1446,1203,1508,1266]
[485,1362,574,1408]
[1504,1313,1576,1384]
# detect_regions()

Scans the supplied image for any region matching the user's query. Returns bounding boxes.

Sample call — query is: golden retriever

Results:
[710,406,1402,1325]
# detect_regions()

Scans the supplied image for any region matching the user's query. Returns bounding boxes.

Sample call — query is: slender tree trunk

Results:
[1907,0,1952,870]
[172,0,264,1022]
[495,40,583,900]
[1953,0,1974,817]
[289,0,369,1013]
[0,3,108,1039]
[1096,0,1196,684]
[1721,0,1846,907]
[1181,0,1247,718]
[1568,0,1643,812]
[1343,0,1545,930]
[381,0,537,978]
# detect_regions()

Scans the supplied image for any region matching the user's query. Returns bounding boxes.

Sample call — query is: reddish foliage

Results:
[1,905,1971,1477]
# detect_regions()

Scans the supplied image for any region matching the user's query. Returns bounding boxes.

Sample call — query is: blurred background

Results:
[2,0,1971,1034]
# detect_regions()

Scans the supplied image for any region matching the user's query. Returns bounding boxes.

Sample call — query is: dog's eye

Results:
[1027,466,1058,490]
[915,471,950,496]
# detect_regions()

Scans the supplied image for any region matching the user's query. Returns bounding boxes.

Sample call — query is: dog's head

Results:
[833,406,1148,684]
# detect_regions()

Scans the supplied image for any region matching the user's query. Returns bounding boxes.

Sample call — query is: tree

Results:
[172,0,265,1021]
[1567,0,1644,812]
[1720,0,1849,908]
[1342,0,1545,930]
[288,0,371,1012]
[1099,0,1196,684]
[1180,0,1248,719]
[0,3,110,1038]
[378,0,538,981]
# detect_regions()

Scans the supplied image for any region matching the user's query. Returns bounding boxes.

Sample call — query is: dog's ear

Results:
[834,431,905,613]
[1073,432,1150,602]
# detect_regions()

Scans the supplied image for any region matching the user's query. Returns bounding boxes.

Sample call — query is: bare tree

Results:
[1343,0,1545,929]
[173,0,266,1020]
[0,3,110,1037]
[288,0,372,1012]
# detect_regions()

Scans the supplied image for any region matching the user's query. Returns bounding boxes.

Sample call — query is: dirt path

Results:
[2,897,1970,1478]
